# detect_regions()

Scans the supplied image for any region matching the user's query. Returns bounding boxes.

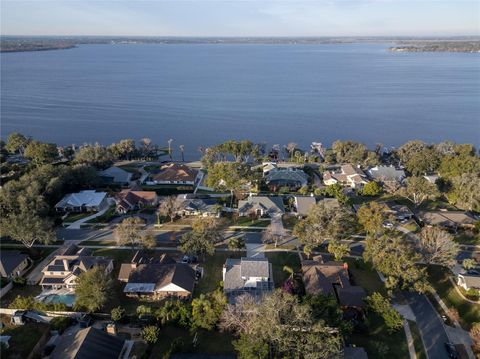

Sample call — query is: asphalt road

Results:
[56,228,265,244]
[404,292,451,359]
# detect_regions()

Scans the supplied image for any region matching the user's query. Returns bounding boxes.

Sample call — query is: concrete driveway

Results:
[404,292,451,359]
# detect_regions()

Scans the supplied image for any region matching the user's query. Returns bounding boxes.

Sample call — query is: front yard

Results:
[194,251,245,296]
[428,265,480,329]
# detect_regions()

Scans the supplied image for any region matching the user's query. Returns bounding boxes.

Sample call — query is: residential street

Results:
[404,292,451,359]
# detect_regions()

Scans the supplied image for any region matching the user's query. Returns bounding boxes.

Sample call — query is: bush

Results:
[466,288,480,300]
[50,316,71,333]
[141,325,160,344]
[111,306,126,322]
[12,276,26,285]
[8,295,68,312]
[136,305,152,319]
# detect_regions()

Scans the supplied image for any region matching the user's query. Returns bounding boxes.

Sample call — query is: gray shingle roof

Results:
[50,327,125,359]
[99,166,132,184]
[240,258,270,278]
[238,196,285,215]
[0,251,28,277]
[368,165,405,181]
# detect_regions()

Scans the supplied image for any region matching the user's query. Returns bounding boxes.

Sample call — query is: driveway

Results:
[404,292,451,359]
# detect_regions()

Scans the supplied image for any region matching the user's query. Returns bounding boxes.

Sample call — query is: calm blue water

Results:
[1,43,479,159]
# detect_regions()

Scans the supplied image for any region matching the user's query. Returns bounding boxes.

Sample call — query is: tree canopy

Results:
[74,266,113,312]
[293,202,357,246]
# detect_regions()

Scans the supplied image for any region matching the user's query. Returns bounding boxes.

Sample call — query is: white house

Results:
[55,190,108,213]
[457,273,480,291]
[323,164,369,189]
[223,257,274,301]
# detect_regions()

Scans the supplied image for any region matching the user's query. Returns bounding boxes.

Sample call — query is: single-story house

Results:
[148,163,199,185]
[121,252,196,299]
[323,164,369,189]
[40,245,113,290]
[223,257,274,301]
[417,211,476,231]
[238,196,285,217]
[55,190,108,213]
[50,327,127,359]
[0,251,30,278]
[293,196,316,217]
[457,273,480,291]
[385,203,414,221]
[367,165,405,183]
[99,166,132,186]
[302,258,366,311]
[115,188,158,214]
[175,194,220,217]
[265,168,308,191]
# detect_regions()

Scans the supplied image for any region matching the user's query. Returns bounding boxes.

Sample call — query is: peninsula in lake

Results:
[389,41,480,53]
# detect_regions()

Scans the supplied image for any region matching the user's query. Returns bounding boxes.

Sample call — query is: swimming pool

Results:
[43,294,76,307]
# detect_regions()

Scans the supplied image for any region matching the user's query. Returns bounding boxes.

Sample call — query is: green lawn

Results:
[265,251,301,287]
[347,313,410,359]
[1,284,43,307]
[149,325,235,358]
[233,217,271,227]
[63,212,94,222]
[86,205,118,223]
[194,251,245,296]
[408,320,427,359]
[117,163,142,173]
[428,266,480,329]
[0,318,49,359]
[80,240,118,246]
[346,259,387,296]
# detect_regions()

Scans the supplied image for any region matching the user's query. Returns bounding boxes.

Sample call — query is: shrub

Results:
[111,306,126,322]
[50,316,71,333]
[137,305,152,318]
[141,325,160,344]
[12,276,26,285]
[466,288,480,300]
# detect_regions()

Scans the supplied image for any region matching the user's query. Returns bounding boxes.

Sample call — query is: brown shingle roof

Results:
[302,261,350,296]
[152,164,198,182]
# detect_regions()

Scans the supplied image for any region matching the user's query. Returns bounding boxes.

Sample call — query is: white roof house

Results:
[55,190,108,212]
[367,165,406,182]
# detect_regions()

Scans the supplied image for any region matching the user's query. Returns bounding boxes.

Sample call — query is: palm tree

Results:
[283,265,294,280]
[167,138,173,160]
[179,144,185,162]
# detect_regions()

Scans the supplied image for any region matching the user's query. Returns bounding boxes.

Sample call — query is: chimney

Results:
[62,259,69,271]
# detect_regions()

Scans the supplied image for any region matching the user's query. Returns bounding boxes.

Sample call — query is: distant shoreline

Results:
[1,36,480,53]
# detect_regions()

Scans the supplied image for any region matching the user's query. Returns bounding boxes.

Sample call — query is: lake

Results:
[1,43,479,160]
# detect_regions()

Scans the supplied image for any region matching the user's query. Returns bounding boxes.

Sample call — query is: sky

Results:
[1,0,479,37]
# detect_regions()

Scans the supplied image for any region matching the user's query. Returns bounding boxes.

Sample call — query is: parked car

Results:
[182,255,197,264]
[445,342,459,359]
